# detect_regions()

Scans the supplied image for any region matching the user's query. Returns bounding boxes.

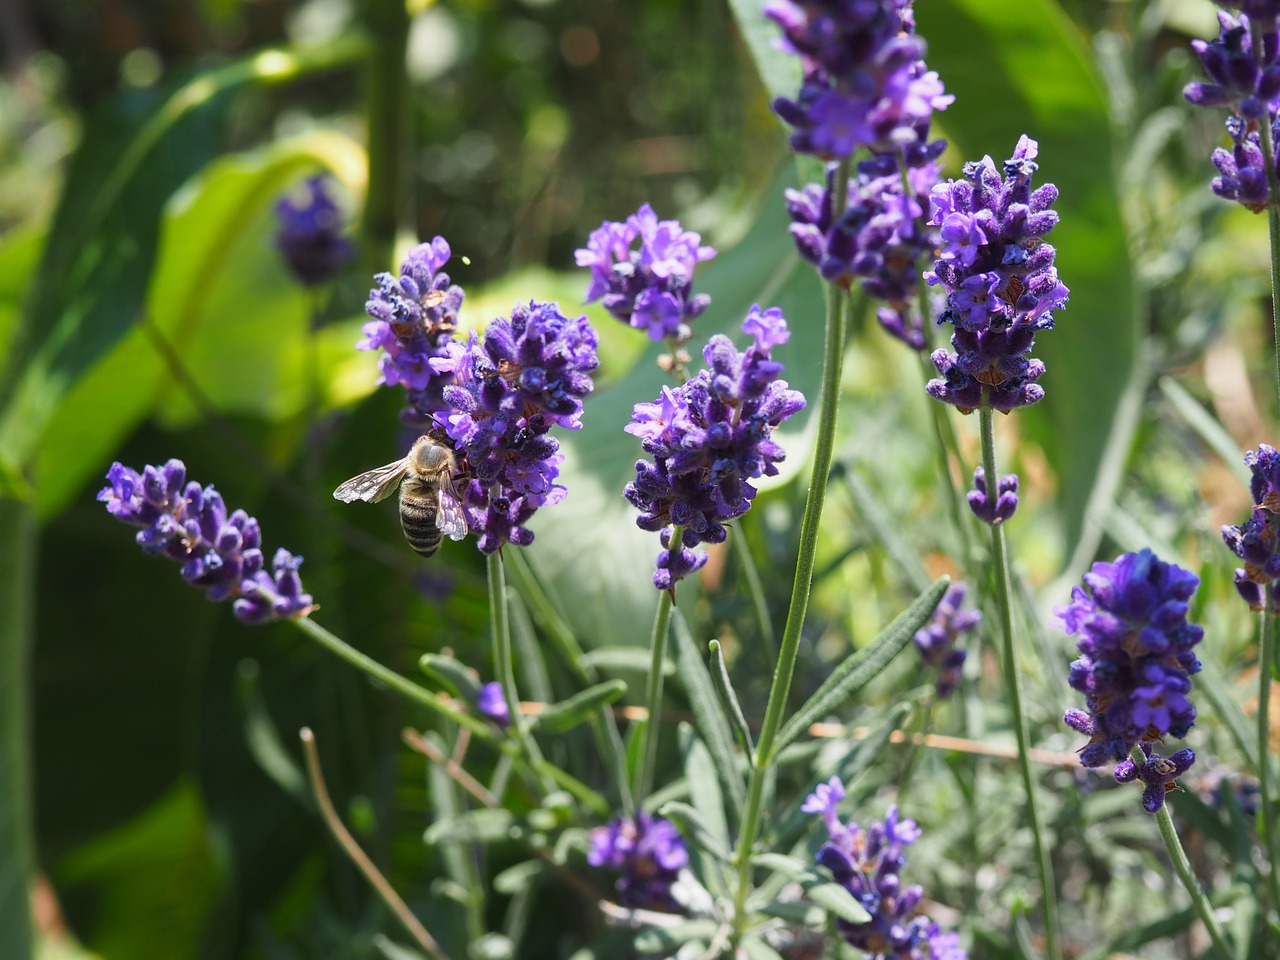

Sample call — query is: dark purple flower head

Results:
[766,0,953,159]
[476,681,510,727]
[360,238,466,428]
[274,175,355,287]
[805,788,966,960]
[98,459,314,624]
[913,582,978,697]
[1115,744,1196,814]
[924,136,1068,414]
[436,300,598,553]
[1223,444,1280,608]
[575,204,716,342]
[587,812,688,911]
[966,466,1018,526]
[785,144,945,349]
[624,306,806,590]
[1058,549,1203,768]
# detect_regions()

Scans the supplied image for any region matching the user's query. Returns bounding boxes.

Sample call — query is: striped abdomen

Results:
[399,480,443,557]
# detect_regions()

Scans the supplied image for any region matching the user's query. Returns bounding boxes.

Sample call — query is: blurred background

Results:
[3,0,1277,957]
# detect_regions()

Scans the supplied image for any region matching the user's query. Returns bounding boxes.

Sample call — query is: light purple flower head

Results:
[624,306,806,590]
[98,459,314,624]
[576,204,716,342]
[274,174,354,287]
[913,582,979,697]
[588,812,688,911]
[359,238,466,428]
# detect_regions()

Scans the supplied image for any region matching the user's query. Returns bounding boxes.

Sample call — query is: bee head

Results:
[411,436,456,474]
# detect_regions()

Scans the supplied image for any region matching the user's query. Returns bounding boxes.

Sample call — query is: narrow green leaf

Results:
[423,809,514,846]
[839,467,932,594]
[234,660,308,806]
[371,934,428,960]
[725,0,800,111]
[581,647,675,676]
[836,702,912,791]
[670,610,747,817]
[708,640,754,760]
[774,578,949,756]
[1158,377,1251,488]
[657,800,733,864]
[752,852,871,925]
[0,500,34,960]
[530,680,628,735]
[676,724,729,848]
[1198,661,1261,775]
[494,860,545,895]
[418,652,481,703]
[739,935,787,960]
[633,921,721,955]
[756,899,825,927]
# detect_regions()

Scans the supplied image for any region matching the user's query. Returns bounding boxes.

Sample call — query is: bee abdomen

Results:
[400,492,443,558]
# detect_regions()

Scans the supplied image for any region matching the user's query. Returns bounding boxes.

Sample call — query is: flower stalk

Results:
[1261,586,1280,912]
[1249,18,1280,416]
[635,549,678,802]
[980,403,1061,960]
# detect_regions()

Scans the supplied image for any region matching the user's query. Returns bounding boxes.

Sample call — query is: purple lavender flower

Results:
[575,204,716,342]
[587,812,688,910]
[913,583,978,698]
[805,786,966,959]
[436,300,598,553]
[1058,549,1203,769]
[1185,12,1280,210]
[476,681,510,727]
[924,136,1068,414]
[966,466,1018,526]
[274,175,355,287]
[1115,744,1196,814]
[98,459,314,624]
[785,146,944,349]
[1223,444,1280,609]
[624,306,806,590]
[766,0,953,159]
[359,238,466,428]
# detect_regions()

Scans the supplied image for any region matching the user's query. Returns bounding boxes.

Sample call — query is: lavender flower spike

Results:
[99,459,315,625]
[437,300,599,553]
[914,582,979,697]
[624,306,806,590]
[274,174,355,287]
[807,792,966,959]
[1223,443,1280,610]
[1058,549,1203,769]
[925,135,1068,414]
[967,466,1018,526]
[359,238,465,428]
[575,204,716,342]
[587,812,688,911]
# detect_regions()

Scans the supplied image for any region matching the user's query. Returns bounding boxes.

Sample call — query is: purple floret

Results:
[913,582,979,698]
[766,0,953,159]
[98,459,314,624]
[274,175,355,287]
[1058,549,1203,768]
[1115,744,1196,814]
[624,306,806,590]
[966,466,1019,526]
[805,787,966,959]
[476,681,511,727]
[1223,443,1280,609]
[438,300,598,553]
[587,812,688,911]
[924,135,1067,414]
[575,204,716,342]
[359,238,467,427]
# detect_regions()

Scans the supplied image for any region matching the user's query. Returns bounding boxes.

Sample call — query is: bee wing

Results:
[436,477,469,541]
[332,458,410,503]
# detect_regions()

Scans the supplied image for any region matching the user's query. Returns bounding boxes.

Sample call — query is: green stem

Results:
[979,404,1061,960]
[1251,18,1280,416]
[1261,587,1280,913]
[731,157,851,939]
[635,553,678,803]
[895,697,933,809]
[0,500,34,960]
[359,0,409,274]
[487,552,555,796]
[289,615,492,738]
[1134,746,1235,959]
[732,525,777,666]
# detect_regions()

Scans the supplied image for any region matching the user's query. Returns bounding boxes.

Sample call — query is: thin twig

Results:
[300,727,453,960]
[402,727,498,808]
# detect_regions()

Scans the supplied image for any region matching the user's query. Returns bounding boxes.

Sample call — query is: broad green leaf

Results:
[725,0,801,114]
[671,611,747,818]
[0,500,34,960]
[530,680,628,735]
[423,809,515,846]
[739,936,787,960]
[915,0,1136,559]
[774,577,949,756]
[755,899,825,927]
[33,131,367,520]
[677,722,729,848]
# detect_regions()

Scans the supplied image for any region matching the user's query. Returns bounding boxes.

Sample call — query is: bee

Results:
[333,435,468,557]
